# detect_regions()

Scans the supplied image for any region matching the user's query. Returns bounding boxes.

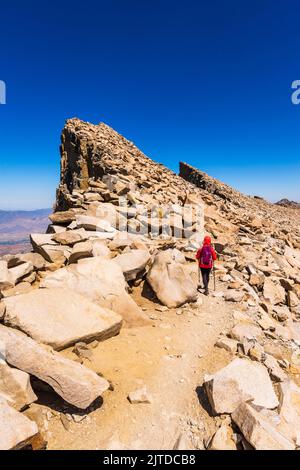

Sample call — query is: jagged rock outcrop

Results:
[56,119,205,213]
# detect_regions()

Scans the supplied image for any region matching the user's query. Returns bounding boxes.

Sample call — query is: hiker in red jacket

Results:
[196,235,217,295]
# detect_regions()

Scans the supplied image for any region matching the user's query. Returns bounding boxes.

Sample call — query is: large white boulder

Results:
[41,257,149,326]
[146,249,197,308]
[204,358,279,414]
[3,288,122,350]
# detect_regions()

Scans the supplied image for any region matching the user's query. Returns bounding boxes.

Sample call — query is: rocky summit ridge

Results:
[0,118,300,450]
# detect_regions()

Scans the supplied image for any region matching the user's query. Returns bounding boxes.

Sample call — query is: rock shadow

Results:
[30,377,104,415]
[141,280,162,305]
[195,384,215,417]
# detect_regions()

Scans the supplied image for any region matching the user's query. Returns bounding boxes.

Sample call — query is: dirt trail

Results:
[41,283,234,450]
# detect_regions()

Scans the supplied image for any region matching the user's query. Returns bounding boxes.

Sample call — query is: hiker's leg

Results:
[203,268,211,294]
[200,268,206,289]
[201,268,209,292]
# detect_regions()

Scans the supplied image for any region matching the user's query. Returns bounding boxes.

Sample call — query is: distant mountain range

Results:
[0,209,51,255]
[275,199,300,209]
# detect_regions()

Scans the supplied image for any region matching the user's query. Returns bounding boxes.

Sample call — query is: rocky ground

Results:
[0,118,300,450]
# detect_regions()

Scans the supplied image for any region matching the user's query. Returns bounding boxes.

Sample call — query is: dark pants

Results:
[200,267,211,292]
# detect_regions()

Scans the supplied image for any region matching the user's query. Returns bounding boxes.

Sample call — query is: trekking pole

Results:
[212,242,216,291]
[213,264,216,291]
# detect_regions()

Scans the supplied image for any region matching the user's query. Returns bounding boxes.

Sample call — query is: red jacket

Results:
[196,244,217,269]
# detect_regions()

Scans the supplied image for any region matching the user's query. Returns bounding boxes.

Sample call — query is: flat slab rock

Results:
[0,361,37,410]
[3,287,122,350]
[114,249,151,281]
[0,325,110,409]
[41,257,149,326]
[0,398,39,450]
[232,402,295,450]
[204,358,279,414]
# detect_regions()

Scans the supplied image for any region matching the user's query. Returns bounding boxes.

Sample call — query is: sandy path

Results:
[42,286,234,450]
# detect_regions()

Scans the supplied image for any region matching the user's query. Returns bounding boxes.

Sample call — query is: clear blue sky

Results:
[0,0,299,210]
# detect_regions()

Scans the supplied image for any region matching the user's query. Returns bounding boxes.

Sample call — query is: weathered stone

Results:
[272,305,291,322]
[9,262,33,284]
[232,402,294,450]
[204,358,278,414]
[91,240,111,258]
[1,281,33,298]
[0,302,5,319]
[49,210,77,225]
[30,233,55,248]
[5,252,46,270]
[224,290,245,302]
[208,424,237,450]
[249,273,264,287]
[0,261,14,290]
[76,215,116,233]
[128,386,152,404]
[114,249,151,281]
[0,361,37,410]
[41,257,149,326]
[293,284,300,299]
[3,288,122,350]
[277,380,300,444]
[147,249,197,308]
[230,323,263,342]
[33,242,69,264]
[46,224,67,234]
[20,271,36,284]
[0,398,39,450]
[263,354,287,382]
[288,291,299,308]
[0,324,109,409]
[52,229,86,246]
[215,337,238,354]
[68,241,93,264]
[263,278,286,305]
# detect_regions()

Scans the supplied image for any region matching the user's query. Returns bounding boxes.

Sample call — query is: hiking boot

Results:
[204,289,209,296]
